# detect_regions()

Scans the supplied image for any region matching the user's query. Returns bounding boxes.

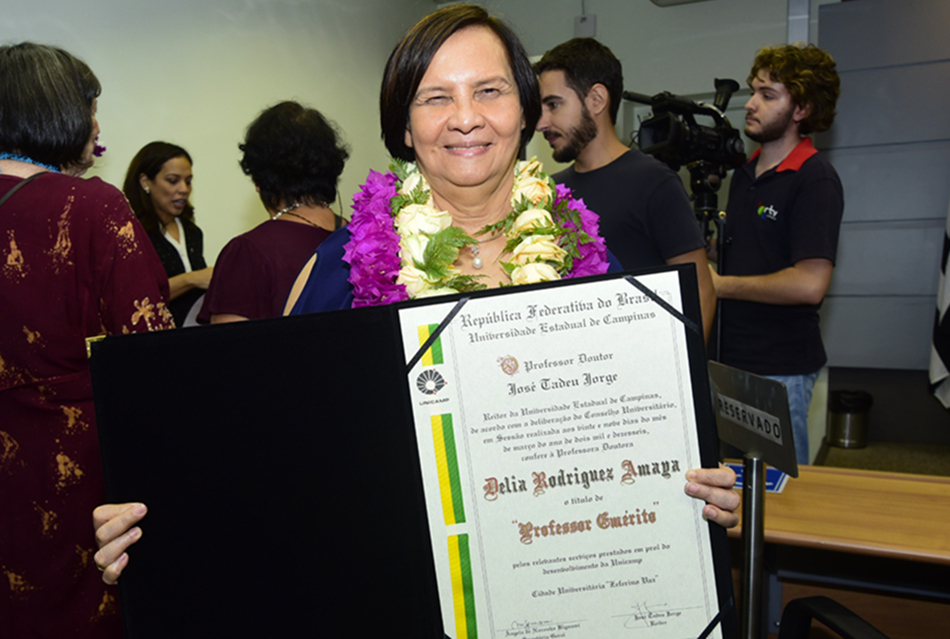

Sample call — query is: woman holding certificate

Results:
[93,3,738,585]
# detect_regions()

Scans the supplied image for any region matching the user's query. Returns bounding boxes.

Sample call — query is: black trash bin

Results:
[826,390,873,449]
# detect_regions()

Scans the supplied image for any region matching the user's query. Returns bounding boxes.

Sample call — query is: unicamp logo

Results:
[416,369,447,396]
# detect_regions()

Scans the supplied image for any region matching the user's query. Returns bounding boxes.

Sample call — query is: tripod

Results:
[687,159,729,361]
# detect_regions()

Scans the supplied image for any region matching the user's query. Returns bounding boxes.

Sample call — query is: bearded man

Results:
[535,38,716,341]
[710,44,843,464]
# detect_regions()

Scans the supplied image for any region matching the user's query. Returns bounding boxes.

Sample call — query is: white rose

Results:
[399,171,426,197]
[414,286,458,299]
[510,208,554,235]
[395,203,451,235]
[397,265,434,297]
[511,175,552,208]
[399,234,429,266]
[511,262,561,285]
[518,157,544,177]
[511,235,567,265]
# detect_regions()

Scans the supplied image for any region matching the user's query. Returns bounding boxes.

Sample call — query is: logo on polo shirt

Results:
[757,203,778,221]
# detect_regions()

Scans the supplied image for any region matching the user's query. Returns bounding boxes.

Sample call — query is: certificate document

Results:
[399,272,726,639]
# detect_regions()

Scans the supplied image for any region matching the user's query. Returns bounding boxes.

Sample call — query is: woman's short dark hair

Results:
[123,142,195,236]
[380,4,540,162]
[239,101,349,212]
[0,42,101,170]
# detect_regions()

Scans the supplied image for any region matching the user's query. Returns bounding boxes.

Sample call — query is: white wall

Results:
[491,0,840,89]
[3,0,840,261]
[495,0,839,173]
[493,0,782,94]
[1,0,431,260]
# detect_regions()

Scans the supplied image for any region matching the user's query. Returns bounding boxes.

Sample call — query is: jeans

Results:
[765,371,819,465]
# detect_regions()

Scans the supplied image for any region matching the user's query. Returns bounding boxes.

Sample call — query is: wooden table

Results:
[726,465,950,638]
[727,465,950,565]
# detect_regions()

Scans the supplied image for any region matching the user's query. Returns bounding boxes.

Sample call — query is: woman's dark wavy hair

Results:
[534,38,624,125]
[0,42,101,170]
[380,4,540,162]
[239,101,349,211]
[749,44,840,135]
[123,141,195,236]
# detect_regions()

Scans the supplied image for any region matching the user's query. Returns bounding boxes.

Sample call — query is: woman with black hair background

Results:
[124,141,214,327]
[196,100,349,324]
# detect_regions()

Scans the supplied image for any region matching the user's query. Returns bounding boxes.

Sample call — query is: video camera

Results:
[624,80,746,226]
[624,79,746,172]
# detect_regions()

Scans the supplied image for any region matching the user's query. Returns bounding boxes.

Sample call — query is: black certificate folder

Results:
[91,266,736,639]
[91,306,443,638]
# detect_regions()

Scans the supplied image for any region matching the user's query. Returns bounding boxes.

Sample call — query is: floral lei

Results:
[343,157,609,308]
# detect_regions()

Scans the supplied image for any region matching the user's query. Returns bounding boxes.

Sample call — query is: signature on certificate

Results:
[502,618,585,636]
[615,601,702,629]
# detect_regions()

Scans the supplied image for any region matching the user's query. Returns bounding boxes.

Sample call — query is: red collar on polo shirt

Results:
[748,137,818,172]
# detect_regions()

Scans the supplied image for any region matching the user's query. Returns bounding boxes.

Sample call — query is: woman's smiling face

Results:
[404,25,524,197]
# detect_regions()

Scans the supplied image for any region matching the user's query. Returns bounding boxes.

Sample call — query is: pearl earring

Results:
[144,187,150,194]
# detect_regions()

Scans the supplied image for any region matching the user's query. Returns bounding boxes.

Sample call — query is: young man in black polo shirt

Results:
[710,44,843,465]
[534,38,716,342]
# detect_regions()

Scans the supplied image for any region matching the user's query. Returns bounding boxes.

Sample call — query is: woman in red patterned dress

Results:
[0,43,174,638]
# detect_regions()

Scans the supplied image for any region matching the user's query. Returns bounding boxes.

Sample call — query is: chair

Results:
[778,596,891,639]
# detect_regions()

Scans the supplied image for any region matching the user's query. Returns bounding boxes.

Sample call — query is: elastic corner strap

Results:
[405,297,470,373]
[696,597,734,639]
[623,274,701,336]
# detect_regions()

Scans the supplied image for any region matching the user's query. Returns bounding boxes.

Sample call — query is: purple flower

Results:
[92,136,106,158]
[345,168,610,307]
[561,189,609,279]
[344,171,408,307]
